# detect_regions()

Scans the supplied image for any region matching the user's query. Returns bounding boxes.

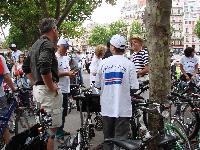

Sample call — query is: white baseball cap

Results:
[57,38,69,48]
[10,44,16,48]
[110,34,126,50]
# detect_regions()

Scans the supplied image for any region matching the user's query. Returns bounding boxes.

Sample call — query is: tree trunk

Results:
[144,0,172,149]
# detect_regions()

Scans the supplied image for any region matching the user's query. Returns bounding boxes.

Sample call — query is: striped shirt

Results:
[131,49,149,72]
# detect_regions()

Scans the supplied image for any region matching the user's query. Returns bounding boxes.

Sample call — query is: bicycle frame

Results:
[164,122,187,149]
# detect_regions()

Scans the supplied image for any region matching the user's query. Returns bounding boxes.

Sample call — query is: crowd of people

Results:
[0,17,199,150]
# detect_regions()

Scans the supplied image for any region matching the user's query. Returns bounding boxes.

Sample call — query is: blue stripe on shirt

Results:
[105,72,123,85]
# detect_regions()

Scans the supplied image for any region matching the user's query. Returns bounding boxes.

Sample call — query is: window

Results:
[185,21,187,24]
[191,6,194,12]
[186,28,188,33]
[189,21,191,24]
[178,9,180,14]
[192,38,195,42]
[186,38,189,42]
[192,45,195,49]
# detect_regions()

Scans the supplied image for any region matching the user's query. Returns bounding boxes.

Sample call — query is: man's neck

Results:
[57,51,64,56]
[113,53,123,55]
[44,33,54,42]
[133,48,142,53]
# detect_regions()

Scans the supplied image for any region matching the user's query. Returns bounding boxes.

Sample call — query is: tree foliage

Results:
[88,20,128,46]
[129,21,146,38]
[88,25,110,46]
[109,21,128,37]
[0,0,117,49]
[195,20,200,39]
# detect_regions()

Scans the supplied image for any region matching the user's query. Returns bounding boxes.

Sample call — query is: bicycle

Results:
[170,91,200,140]
[0,95,17,149]
[105,100,192,150]
[13,87,35,135]
[58,88,100,150]
[5,106,52,150]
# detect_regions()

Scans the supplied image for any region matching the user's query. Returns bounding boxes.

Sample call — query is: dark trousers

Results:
[61,93,68,129]
[103,116,130,150]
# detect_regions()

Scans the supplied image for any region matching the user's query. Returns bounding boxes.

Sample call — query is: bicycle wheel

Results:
[170,117,192,150]
[0,138,5,150]
[180,102,200,140]
[0,130,5,150]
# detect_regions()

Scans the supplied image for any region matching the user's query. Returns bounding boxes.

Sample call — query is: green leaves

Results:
[60,21,85,38]
[129,21,146,38]
[195,20,200,39]
[0,0,117,49]
[88,25,110,46]
[88,21,128,46]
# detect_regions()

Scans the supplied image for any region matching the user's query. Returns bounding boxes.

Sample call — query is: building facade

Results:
[171,0,184,52]
[120,0,138,26]
[121,0,200,52]
[183,0,200,51]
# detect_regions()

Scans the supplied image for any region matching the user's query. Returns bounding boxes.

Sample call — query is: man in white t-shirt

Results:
[95,34,139,150]
[180,47,199,81]
[55,38,76,143]
[9,44,22,63]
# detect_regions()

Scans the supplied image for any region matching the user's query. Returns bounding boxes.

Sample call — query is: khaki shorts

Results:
[33,85,63,128]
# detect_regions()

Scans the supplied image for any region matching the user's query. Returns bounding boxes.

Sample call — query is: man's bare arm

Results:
[41,73,58,92]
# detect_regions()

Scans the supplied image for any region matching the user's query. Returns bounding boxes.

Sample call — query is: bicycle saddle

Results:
[104,138,143,150]
[131,99,144,104]
[159,134,178,146]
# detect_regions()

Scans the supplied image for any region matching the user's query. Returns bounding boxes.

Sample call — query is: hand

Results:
[185,75,190,80]
[137,70,143,77]
[191,75,195,80]
[68,71,76,77]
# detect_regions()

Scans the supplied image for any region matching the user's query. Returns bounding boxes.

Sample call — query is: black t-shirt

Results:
[23,35,59,84]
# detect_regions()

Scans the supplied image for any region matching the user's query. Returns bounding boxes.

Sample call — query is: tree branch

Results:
[57,0,77,28]
[55,0,60,20]
[39,0,49,18]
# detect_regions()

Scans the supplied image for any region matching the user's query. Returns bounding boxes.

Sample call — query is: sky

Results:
[90,0,124,24]
[0,0,126,40]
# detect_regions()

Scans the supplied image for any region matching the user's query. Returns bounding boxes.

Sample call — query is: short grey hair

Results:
[39,18,57,34]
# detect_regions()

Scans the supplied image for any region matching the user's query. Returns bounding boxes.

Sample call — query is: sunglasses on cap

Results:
[62,44,69,48]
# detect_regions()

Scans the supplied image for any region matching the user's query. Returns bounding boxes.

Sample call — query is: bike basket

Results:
[74,94,101,112]
[5,124,46,150]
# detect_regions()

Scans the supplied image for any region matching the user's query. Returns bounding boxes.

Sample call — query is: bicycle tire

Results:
[170,117,192,150]
[180,102,200,140]
[0,137,5,150]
